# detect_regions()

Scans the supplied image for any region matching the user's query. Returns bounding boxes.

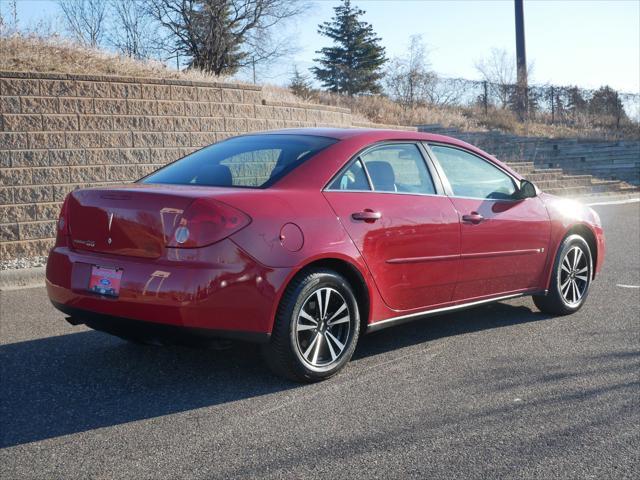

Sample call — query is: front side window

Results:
[359,144,436,194]
[429,145,517,200]
[142,134,337,188]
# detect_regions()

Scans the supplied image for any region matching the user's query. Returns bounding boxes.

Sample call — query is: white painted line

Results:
[586,198,640,206]
[617,284,640,289]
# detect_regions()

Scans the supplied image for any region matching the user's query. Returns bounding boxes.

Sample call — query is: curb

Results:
[0,267,45,291]
[578,194,640,206]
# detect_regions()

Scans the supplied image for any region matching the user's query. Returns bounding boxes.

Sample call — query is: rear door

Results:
[323,143,460,311]
[427,143,551,301]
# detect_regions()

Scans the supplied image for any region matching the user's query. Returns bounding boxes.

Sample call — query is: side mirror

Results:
[516,179,537,199]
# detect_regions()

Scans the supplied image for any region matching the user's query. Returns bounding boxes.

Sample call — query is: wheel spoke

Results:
[574,248,583,269]
[324,333,337,361]
[561,279,572,297]
[297,323,316,332]
[568,280,574,302]
[572,280,579,303]
[311,334,323,364]
[561,263,571,274]
[299,309,317,325]
[328,314,350,327]
[327,302,347,322]
[576,266,588,274]
[303,334,320,360]
[316,290,324,319]
[326,331,344,352]
[575,274,588,282]
[323,288,331,319]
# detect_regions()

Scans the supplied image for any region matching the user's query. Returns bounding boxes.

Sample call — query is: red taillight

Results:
[166,198,250,248]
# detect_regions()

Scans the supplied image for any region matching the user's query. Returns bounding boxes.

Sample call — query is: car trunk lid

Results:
[67,184,242,258]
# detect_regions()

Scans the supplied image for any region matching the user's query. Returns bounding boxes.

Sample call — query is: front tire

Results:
[262,268,360,382]
[533,234,593,315]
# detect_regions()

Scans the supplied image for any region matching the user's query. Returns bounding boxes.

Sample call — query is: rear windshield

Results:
[141,134,337,188]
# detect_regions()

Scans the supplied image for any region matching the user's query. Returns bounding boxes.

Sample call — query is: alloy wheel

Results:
[558,245,590,307]
[295,287,351,368]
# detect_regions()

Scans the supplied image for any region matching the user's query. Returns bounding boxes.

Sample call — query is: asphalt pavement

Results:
[1,202,638,479]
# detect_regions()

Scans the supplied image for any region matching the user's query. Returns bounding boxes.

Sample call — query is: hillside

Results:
[1,35,637,140]
[0,35,224,82]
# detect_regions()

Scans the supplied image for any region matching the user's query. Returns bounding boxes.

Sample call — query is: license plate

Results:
[88,266,123,297]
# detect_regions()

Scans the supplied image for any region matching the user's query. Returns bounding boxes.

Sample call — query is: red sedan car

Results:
[47,128,605,382]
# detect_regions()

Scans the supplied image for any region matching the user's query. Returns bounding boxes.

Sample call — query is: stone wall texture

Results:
[0,71,412,260]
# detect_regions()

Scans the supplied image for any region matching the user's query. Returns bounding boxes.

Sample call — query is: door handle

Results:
[462,212,484,224]
[352,210,382,223]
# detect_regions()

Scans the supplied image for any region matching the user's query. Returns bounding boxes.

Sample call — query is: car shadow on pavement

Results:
[1,301,547,448]
[355,300,550,359]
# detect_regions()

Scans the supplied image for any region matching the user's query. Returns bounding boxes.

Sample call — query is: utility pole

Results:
[514,0,528,119]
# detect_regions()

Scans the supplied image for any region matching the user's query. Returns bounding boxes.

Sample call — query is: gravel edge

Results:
[0,267,46,291]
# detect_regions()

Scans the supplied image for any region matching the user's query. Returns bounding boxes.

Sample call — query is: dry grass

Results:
[315,92,480,130]
[264,83,638,139]
[0,34,228,82]
[472,106,640,139]
[261,84,370,123]
[262,84,478,128]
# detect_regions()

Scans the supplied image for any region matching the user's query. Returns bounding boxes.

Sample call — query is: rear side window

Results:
[429,145,517,199]
[142,134,337,188]
[328,159,371,191]
[360,144,436,194]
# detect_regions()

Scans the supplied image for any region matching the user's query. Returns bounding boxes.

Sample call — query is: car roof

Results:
[257,127,480,150]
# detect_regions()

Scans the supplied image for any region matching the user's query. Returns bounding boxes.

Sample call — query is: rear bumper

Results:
[53,302,270,344]
[46,239,291,339]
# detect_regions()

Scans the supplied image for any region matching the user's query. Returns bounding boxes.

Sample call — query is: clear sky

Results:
[5,0,640,93]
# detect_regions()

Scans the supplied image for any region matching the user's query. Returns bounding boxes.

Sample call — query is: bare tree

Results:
[474,48,516,109]
[384,35,435,109]
[0,0,19,35]
[385,35,467,109]
[58,0,107,47]
[424,77,468,107]
[146,0,307,76]
[109,0,158,59]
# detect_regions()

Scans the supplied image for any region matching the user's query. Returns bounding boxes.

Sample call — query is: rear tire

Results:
[533,234,592,315]
[261,268,360,382]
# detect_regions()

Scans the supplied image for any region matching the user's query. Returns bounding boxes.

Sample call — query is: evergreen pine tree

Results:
[312,0,387,96]
[565,86,588,115]
[588,86,625,118]
[289,66,314,99]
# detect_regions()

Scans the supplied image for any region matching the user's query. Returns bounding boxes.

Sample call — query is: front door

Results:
[427,144,551,301]
[323,143,461,311]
